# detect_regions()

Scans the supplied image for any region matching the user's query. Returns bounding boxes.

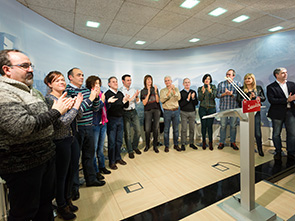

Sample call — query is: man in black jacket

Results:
[267,67,295,160]
[105,76,129,170]
[179,78,198,150]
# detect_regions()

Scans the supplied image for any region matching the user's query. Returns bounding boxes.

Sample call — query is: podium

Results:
[203,108,280,220]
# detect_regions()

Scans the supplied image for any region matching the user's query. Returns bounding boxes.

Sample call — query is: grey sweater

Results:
[0,76,60,175]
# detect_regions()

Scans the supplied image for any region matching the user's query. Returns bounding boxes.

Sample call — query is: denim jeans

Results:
[76,126,97,183]
[2,158,55,221]
[199,107,216,142]
[164,109,180,147]
[123,109,141,153]
[93,124,107,173]
[219,116,238,144]
[180,110,196,145]
[255,111,262,148]
[144,109,161,148]
[107,117,123,165]
[54,136,74,207]
[272,110,295,155]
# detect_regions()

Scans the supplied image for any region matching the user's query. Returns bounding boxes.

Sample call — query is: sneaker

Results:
[231,142,239,150]
[190,144,198,150]
[218,143,224,150]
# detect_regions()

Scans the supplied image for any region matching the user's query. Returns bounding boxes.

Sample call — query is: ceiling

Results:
[16,0,295,50]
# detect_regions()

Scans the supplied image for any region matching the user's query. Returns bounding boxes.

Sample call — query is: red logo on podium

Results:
[242,100,261,113]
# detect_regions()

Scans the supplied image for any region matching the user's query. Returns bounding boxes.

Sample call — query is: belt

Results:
[164,108,178,111]
[124,109,135,112]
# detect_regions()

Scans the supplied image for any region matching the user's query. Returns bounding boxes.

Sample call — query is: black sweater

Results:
[105,89,129,117]
[179,89,198,112]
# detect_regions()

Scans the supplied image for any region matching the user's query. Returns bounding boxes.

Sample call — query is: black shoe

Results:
[116,159,127,165]
[134,149,142,155]
[181,145,186,151]
[96,172,105,180]
[218,143,224,150]
[57,205,76,220]
[100,167,111,174]
[71,189,80,201]
[153,147,159,153]
[144,146,150,152]
[258,147,264,157]
[274,152,282,160]
[86,180,106,187]
[67,199,78,212]
[129,152,135,159]
[174,145,181,151]
[231,143,239,150]
[164,146,169,152]
[190,144,198,150]
[209,142,213,151]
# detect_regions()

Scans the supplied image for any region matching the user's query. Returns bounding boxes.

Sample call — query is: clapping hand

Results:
[108,96,118,103]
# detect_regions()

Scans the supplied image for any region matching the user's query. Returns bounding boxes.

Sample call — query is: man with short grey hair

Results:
[179,78,198,151]
[160,76,181,152]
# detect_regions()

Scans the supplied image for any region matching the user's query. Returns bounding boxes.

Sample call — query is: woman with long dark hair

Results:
[140,75,161,153]
[198,74,217,151]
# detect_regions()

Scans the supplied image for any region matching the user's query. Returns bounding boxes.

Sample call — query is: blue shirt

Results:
[217,80,242,110]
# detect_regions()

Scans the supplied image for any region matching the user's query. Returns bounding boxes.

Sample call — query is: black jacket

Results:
[237,85,265,108]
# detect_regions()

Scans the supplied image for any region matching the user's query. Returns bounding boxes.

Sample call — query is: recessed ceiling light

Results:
[232,15,250,23]
[180,0,200,9]
[208,7,227,17]
[189,38,200,43]
[135,41,146,45]
[86,21,100,28]
[268,26,283,32]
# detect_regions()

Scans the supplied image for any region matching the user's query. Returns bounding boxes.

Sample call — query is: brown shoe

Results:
[116,159,127,165]
[164,146,169,152]
[202,141,207,150]
[134,149,142,155]
[109,163,118,170]
[129,152,135,159]
[174,145,181,151]
[209,142,213,151]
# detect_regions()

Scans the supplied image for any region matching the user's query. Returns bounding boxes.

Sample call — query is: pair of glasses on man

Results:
[9,63,34,70]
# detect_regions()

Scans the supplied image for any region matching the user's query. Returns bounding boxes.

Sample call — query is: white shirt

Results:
[276,80,290,108]
[120,86,140,110]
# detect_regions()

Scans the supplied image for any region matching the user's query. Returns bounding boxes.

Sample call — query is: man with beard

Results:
[0,49,71,220]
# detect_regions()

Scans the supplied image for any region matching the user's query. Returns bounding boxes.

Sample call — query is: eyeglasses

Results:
[9,63,34,70]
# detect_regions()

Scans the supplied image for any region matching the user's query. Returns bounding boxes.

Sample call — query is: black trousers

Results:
[1,157,55,221]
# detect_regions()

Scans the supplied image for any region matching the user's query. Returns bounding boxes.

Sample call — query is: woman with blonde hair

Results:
[237,73,266,156]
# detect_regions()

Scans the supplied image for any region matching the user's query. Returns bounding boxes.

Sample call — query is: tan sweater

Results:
[160,87,181,110]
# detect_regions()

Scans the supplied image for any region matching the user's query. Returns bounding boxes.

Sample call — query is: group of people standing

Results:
[0,49,295,221]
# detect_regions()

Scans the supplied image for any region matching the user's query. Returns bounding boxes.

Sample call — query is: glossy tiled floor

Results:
[54,142,276,221]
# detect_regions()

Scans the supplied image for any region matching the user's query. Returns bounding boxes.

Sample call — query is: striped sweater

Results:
[0,76,60,175]
[65,84,103,127]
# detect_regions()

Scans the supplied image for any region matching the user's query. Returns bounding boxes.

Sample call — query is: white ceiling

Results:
[16,0,295,50]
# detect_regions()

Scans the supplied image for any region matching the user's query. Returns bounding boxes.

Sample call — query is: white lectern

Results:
[204,108,280,220]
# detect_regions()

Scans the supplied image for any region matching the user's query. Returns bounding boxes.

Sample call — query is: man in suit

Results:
[267,67,295,160]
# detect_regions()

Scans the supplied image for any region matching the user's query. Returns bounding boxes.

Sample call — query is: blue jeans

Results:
[93,124,107,173]
[107,117,123,165]
[219,116,238,144]
[164,109,180,147]
[123,109,141,153]
[255,112,262,148]
[76,126,97,183]
[272,110,295,155]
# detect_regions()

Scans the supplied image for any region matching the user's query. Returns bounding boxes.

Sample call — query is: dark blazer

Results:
[267,81,295,120]
[236,85,265,108]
